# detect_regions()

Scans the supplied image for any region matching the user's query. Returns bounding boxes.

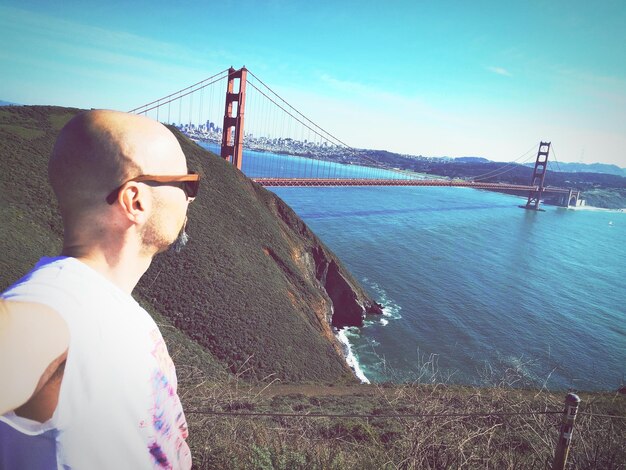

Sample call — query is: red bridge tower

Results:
[522,141,551,211]
[220,67,247,170]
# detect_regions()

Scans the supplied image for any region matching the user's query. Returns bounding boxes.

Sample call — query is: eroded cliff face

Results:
[313,248,383,327]
[266,189,383,329]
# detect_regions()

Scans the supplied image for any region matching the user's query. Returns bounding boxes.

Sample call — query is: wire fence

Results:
[186,407,626,421]
[186,393,626,470]
[187,409,563,419]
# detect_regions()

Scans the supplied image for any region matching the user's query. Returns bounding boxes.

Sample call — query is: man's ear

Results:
[119,182,149,224]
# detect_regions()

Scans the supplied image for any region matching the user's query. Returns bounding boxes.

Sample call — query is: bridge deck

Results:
[253,178,570,193]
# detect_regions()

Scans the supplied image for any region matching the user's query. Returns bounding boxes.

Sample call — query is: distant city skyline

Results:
[1,0,624,166]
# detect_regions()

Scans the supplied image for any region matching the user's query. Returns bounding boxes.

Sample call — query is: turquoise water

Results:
[201,144,626,391]
[273,186,625,391]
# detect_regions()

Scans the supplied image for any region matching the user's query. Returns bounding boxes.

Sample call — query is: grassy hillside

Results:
[578,188,626,210]
[0,105,380,383]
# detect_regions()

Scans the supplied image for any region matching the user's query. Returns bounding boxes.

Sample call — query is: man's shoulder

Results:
[1,257,97,324]
[2,257,72,296]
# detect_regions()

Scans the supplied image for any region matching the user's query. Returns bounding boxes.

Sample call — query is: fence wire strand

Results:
[186,409,564,420]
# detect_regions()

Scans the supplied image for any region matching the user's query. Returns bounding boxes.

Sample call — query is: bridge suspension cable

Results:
[127,67,533,185]
[246,70,351,149]
[127,67,575,207]
[128,68,230,115]
[245,74,400,182]
[241,70,416,181]
[471,143,540,182]
[548,144,563,173]
[245,80,344,150]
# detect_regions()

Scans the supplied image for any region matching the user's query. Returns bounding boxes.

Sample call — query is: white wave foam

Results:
[382,303,402,320]
[335,328,370,384]
[363,279,402,322]
[569,205,625,213]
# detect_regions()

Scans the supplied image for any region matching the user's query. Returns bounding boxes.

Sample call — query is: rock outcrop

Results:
[268,189,383,328]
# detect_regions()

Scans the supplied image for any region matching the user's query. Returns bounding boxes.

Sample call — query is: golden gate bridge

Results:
[129,67,581,210]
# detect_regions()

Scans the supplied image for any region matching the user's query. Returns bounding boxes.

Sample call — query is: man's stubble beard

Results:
[142,210,189,255]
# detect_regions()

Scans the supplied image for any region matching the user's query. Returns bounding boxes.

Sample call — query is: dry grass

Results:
[178,366,626,470]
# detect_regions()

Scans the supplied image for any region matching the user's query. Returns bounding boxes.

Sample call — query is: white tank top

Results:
[0,257,192,469]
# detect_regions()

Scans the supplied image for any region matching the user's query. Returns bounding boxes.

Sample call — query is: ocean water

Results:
[200,143,626,391]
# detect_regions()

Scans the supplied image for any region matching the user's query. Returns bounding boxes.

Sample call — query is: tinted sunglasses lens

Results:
[183,180,199,198]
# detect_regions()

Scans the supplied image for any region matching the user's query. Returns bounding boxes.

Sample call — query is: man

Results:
[0,110,199,468]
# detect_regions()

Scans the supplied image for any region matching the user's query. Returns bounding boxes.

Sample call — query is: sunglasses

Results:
[106,172,200,204]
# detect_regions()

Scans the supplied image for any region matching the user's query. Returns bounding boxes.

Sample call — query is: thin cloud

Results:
[486,66,512,77]
[0,6,228,109]
[0,6,226,75]
[318,73,374,95]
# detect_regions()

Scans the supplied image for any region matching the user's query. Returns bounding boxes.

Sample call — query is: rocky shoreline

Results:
[266,184,383,328]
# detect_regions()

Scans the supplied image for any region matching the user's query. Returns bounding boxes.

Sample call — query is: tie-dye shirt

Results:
[0,257,192,469]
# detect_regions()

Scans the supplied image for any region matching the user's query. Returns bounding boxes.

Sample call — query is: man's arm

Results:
[0,300,69,415]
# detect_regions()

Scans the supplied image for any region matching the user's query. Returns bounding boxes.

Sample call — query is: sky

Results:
[1,0,625,165]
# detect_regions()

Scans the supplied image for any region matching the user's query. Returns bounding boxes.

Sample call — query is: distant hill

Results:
[0,105,381,383]
[0,100,19,106]
[351,148,626,209]
[357,147,626,181]
[527,161,626,177]
[454,156,491,164]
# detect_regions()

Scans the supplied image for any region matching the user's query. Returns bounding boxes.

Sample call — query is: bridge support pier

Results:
[221,67,247,170]
[521,141,551,211]
[567,189,581,207]
[549,188,582,208]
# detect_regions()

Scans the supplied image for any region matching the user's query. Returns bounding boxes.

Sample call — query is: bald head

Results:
[49,110,187,219]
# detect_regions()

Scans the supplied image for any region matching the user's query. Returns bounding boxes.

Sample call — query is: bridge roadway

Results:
[253,178,571,194]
